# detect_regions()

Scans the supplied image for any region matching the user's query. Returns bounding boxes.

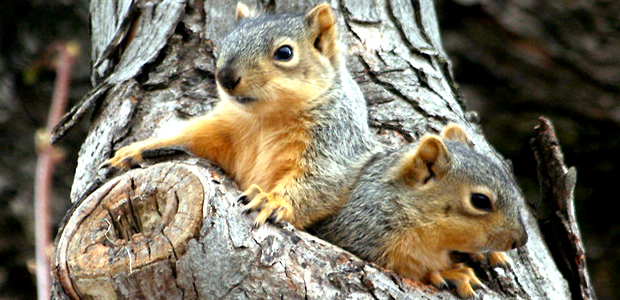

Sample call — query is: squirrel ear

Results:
[392,136,451,186]
[441,123,470,144]
[305,4,338,61]
[235,2,252,22]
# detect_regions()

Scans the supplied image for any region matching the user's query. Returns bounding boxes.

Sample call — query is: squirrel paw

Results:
[429,263,483,299]
[238,184,294,228]
[487,251,510,267]
[101,139,159,169]
[471,251,511,268]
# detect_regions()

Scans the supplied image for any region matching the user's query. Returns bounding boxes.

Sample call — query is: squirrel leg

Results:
[429,263,483,299]
[239,184,294,228]
[102,113,234,170]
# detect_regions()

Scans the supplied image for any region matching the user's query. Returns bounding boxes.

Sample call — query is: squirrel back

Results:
[311,123,528,298]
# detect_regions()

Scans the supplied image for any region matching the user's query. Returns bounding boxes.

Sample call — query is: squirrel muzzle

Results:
[490,221,528,252]
[511,223,528,249]
[216,66,239,91]
[216,66,257,103]
[505,208,528,250]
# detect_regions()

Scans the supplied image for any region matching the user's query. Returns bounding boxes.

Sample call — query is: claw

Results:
[266,208,280,224]
[431,263,484,299]
[242,193,267,212]
[237,194,249,204]
[488,252,511,268]
[239,184,294,228]
[471,251,511,269]
[101,138,165,169]
[253,220,261,229]
[429,270,449,289]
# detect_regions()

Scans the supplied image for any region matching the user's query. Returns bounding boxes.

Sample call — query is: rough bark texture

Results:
[50,0,588,299]
[531,117,595,300]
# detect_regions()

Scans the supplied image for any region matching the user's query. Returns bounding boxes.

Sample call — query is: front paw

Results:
[471,251,511,268]
[238,184,294,228]
[429,263,483,299]
[101,140,153,169]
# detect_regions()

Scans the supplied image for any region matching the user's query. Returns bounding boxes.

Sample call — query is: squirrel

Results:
[102,4,526,297]
[102,3,377,229]
[309,123,529,298]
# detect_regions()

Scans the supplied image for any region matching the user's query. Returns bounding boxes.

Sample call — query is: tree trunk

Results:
[50,0,589,299]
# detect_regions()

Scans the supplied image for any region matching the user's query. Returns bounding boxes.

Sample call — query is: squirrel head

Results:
[390,123,528,254]
[215,3,341,116]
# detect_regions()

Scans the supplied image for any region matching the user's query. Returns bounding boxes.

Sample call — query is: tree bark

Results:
[531,117,595,300]
[51,0,588,299]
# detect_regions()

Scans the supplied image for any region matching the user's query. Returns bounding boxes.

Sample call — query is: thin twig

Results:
[34,41,80,300]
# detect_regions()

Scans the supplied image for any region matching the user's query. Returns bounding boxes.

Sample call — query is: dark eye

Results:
[471,193,493,212]
[274,45,293,61]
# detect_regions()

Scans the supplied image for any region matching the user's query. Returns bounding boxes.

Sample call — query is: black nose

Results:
[216,67,240,91]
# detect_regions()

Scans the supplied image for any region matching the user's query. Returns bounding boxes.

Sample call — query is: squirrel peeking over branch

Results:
[102,3,377,230]
[311,123,528,298]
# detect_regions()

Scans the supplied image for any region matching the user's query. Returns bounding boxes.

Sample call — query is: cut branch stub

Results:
[53,162,209,299]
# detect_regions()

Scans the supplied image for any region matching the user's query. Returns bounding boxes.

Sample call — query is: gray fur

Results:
[444,140,525,224]
[293,60,379,216]
[218,14,307,69]
[218,9,379,223]
[311,139,528,263]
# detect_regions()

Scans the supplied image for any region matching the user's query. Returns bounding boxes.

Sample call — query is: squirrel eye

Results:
[470,193,493,212]
[274,45,293,61]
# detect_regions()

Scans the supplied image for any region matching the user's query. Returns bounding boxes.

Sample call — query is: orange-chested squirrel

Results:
[102,3,377,229]
[102,4,527,297]
[310,123,528,298]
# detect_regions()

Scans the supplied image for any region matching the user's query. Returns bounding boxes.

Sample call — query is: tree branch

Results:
[50,0,584,299]
[35,41,79,300]
[530,117,596,300]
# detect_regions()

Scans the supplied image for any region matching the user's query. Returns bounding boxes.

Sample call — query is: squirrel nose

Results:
[216,67,240,91]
